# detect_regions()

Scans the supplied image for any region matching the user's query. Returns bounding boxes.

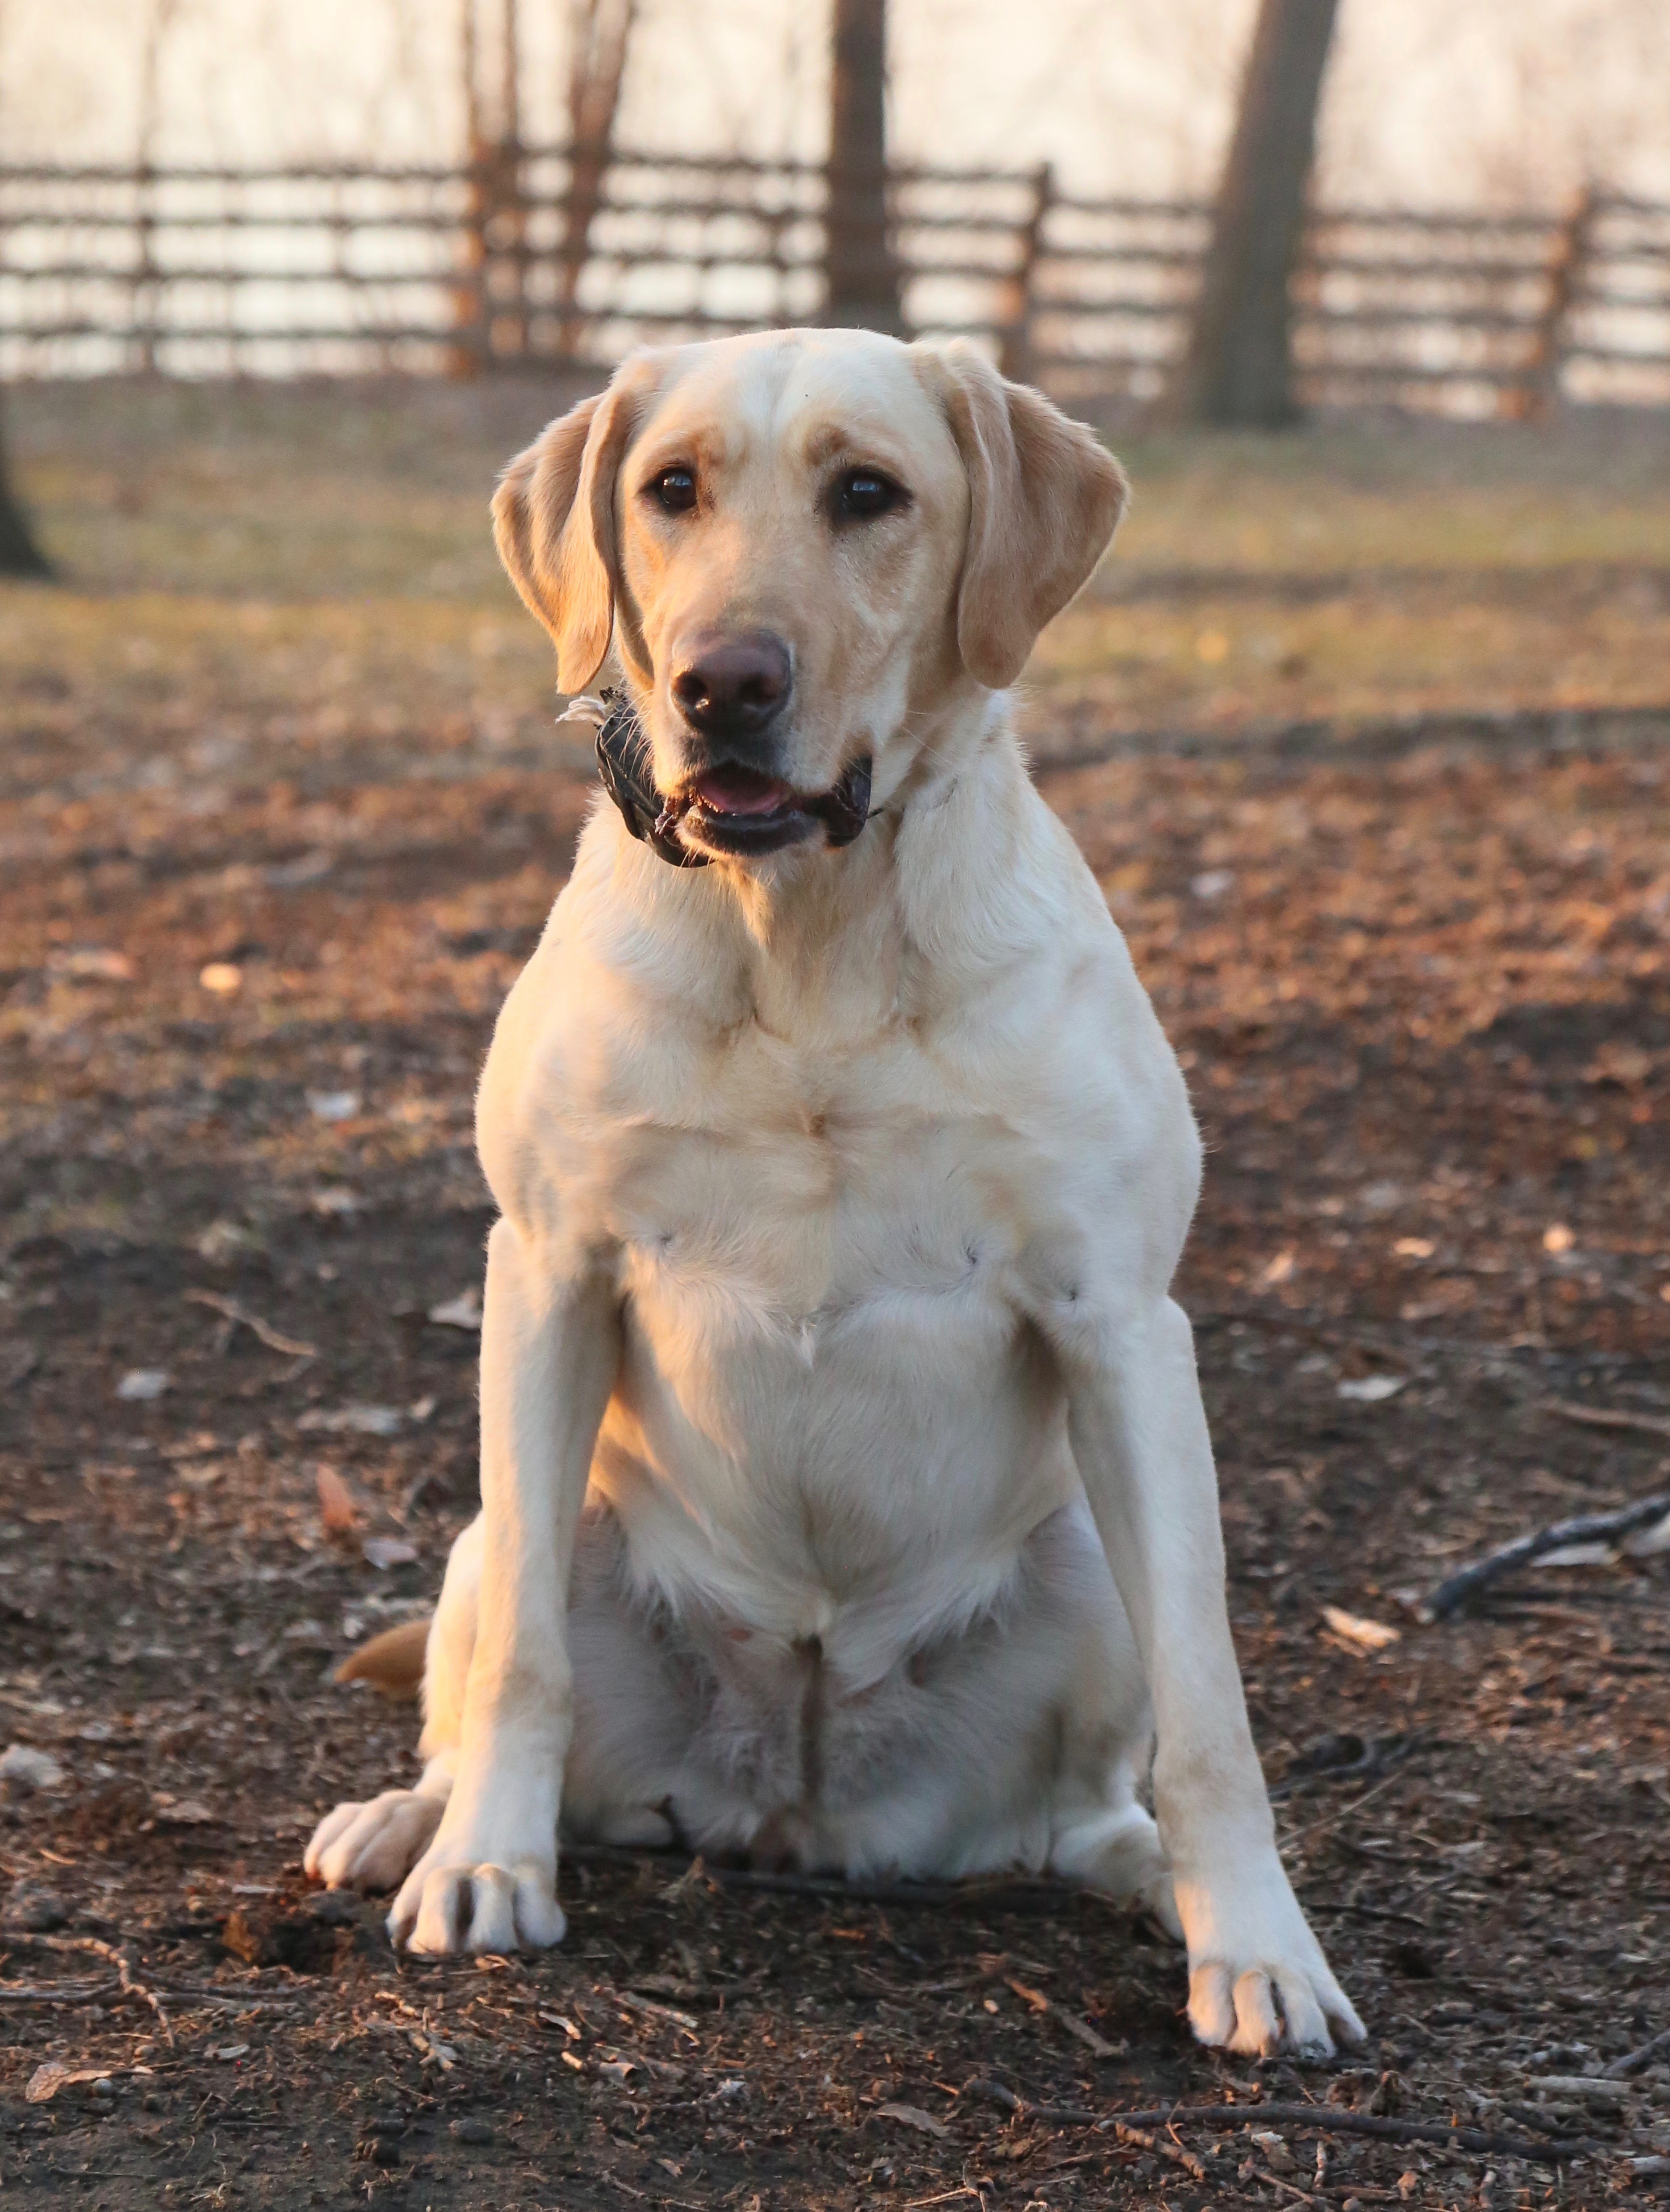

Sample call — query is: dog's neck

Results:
[594,684,1035,1038]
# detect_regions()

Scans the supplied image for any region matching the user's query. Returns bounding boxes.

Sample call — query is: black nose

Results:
[671,631,792,741]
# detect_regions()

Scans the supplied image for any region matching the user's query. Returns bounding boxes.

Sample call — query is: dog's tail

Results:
[334,1617,430,1700]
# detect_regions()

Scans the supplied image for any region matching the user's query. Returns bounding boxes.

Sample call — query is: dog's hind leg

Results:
[305,1519,482,1893]
[1045,1527,1183,1939]
[307,1507,684,1891]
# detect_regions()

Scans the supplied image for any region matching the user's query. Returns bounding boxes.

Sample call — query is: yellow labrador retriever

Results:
[305,328,1364,2058]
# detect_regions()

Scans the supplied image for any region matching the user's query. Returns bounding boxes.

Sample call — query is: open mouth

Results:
[658,758,873,859]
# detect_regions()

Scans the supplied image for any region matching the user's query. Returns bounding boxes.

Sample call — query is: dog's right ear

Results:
[492,374,643,693]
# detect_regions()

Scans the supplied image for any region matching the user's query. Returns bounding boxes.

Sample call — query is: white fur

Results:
[305,330,1363,2058]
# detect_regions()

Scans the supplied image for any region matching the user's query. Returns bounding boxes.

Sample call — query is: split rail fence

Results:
[2,148,1668,414]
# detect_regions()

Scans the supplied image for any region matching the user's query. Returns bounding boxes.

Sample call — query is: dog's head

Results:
[493,329,1127,863]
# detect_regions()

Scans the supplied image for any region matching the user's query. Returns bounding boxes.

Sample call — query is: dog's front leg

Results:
[1067,1294,1365,2057]
[389,1216,618,1956]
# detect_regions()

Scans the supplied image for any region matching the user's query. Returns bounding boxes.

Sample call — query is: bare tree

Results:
[826,0,901,333]
[0,403,51,580]
[555,0,637,354]
[1168,0,1340,424]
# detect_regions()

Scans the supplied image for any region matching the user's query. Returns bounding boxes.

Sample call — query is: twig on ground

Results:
[1279,1767,1408,1846]
[1551,1400,1670,1443]
[1604,2024,1670,2079]
[184,1289,317,1360]
[75,1937,173,2046]
[611,1987,701,2038]
[959,2081,1596,2163]
[1421,1493,1670,1620]
[1258,2174,1324,2207]
[1003,1976,1123,2058]
[0,1979,122,2003]
[1106,2118,1207,2181]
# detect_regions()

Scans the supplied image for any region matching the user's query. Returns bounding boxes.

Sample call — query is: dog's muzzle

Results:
[593,692,872,868]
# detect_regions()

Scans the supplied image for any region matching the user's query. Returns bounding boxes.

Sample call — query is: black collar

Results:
[592,689,873,869]
[593,690,708,868]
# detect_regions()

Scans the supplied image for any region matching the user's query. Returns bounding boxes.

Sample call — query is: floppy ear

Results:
[491,374,643,693]
[919,340,1129,690]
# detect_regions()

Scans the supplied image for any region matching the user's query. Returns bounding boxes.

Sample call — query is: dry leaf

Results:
[116,1368,170,1401]
[0,1743,66,1790]
[1321,1604,1401,1652]
[428,1287,483,1330]
[26,2063,118,2104]
[876,2101,951,2139]
[1337,1375,1405,1404]
[316,1465,360,1534]
[362,1536,419,1570]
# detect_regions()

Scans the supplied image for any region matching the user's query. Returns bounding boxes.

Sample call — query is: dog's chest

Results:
[592,1019,1044,1381]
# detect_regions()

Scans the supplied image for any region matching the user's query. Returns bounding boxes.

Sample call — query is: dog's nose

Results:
[671,632,792,741]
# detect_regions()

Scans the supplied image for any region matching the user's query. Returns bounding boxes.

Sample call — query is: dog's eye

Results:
[835,468,904,521]
[649,467,697,513]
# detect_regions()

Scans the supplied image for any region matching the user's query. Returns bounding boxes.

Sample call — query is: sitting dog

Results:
[305,328,1364,2058]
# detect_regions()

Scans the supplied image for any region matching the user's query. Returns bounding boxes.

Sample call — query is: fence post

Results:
[450,144,492,380]
[998,162,1053,384]
[133,160,158,375]
[1514,182,1597,420]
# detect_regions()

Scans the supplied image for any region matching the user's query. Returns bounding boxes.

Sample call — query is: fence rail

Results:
[2,148,1667,414]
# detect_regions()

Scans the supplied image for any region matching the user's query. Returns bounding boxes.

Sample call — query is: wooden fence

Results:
[2,149,1667,414]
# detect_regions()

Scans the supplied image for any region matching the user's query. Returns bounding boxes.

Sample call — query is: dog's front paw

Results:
[390,1840,564,1955]
[1176,1855,1365,2058]
[305,1789,446,1893]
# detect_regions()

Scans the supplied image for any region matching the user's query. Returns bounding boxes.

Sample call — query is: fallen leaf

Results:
[1543,1223,1574,1255]
[213,2043,250,2062]
[156,1797,217,1825]
[1258,1250,1296,1287]
[1337,1375,1405,1404]
[1321,1605,1401,1652]
[307,1089,361,1122]
[27,2063,104,2104]
[199,961,242,994]
[876,2101,951,2139]
[0,1744,66,1790]
[316,1465,361,1534]
[310,1185,362,1216]
[116,1368,170,1401]
[428,1287,483,1330]
[298,1404,401,1436]
[362,1536,419,1570]
[49,946,134,982]
[1251,2129,1296,2172]
[1393,1236,1434,1258]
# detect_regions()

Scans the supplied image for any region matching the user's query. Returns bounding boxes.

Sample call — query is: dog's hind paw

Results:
[304,1789,446,1893]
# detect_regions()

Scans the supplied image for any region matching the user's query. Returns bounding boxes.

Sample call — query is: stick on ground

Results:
[960,2080,1598,2164]
[1604,2023,1670,2079]
[1421,1492,1670,1620]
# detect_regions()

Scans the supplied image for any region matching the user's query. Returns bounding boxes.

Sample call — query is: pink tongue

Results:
[694,768,793,817]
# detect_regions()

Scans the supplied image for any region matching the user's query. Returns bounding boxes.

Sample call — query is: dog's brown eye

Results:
[650,467,697,513]
[835,468,903,521]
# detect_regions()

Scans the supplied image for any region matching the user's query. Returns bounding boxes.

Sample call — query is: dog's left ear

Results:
[916,340,1129,691]
[492,357,657,693]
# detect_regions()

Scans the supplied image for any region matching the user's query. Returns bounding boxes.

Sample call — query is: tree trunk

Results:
[555,0,637,357]
[826,0,901,333]
[1169,0,1340,426]
[0,402,52,580]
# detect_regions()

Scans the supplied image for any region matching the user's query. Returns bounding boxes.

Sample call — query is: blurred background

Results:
[2,12,1669,2205]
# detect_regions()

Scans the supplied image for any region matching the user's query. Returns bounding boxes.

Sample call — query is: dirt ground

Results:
[2,383,1668,2209]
